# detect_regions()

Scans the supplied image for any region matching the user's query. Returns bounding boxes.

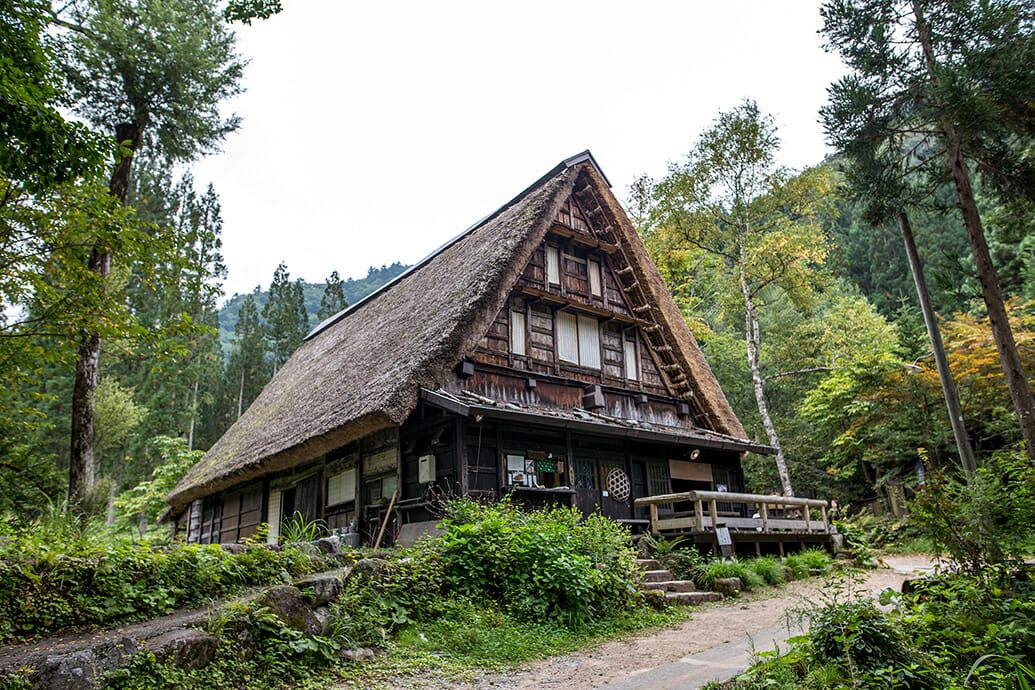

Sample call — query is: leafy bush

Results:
[749,556,786,586]
[911,448,1035,573]
[0,527,323,642]
[693,558,765,591]
[712,565,1035,690]
[784,548,832,579]
[642,535,706,581]
[432,498,639,627]
[810,600,907,671]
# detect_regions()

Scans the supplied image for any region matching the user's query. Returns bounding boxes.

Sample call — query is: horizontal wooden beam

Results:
[547,223,619,253]
[514,285,649,327]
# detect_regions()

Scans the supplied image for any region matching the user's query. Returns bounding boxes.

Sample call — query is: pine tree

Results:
[318,270,349,321]
[227,295,268,419]
[262,263,308,375]
[821,0,1035,461]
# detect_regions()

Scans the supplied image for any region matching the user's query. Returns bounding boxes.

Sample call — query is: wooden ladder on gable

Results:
[573,183,700,413]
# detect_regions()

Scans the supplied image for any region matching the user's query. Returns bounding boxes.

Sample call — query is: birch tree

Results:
[639,101,836,496]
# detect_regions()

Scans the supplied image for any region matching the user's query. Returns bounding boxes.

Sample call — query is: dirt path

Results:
[429,556,934,690]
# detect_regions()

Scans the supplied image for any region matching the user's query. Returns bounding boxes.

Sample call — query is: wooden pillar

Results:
[760,502,769,533]
[694,498,704,531]
[709,499,718,531]
[804,505,811,532]
[821,505,828,533]
[650,503,659,535]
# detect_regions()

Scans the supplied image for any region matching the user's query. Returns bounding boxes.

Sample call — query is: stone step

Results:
[641,569,674,583]
[639,580,698,593]
[665,591,723,605]
[636,558,663,571]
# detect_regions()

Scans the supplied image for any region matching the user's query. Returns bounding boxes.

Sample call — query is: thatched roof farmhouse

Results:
[166,152,770,545]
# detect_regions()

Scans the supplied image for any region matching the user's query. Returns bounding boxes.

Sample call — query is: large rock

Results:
[33,638,137,690]
[256,586,322,636]
[344,558,393,587]
[143,629,220,672]
[711,577,742,597]
[294,572,344,607]
[314,536,342,555]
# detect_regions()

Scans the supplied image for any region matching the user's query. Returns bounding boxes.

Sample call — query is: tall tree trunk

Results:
[237,364,245,419]
[913,1,1035,463]
[188,378,199,451]
[899,212,978,477]
[68,121,144,509]
[942,138,1035,462]
[742,271,793,496]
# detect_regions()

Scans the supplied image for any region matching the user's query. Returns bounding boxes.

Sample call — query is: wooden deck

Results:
[634,490,838,556]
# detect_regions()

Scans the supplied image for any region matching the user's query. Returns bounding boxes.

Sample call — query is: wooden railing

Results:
[633,490,831,535]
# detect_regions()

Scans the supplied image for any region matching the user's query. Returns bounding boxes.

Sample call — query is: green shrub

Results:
[749,555,786,586]
[911,448,1035,573]
[785,548,832,579]
[0,530,323,642]
[810,600,907,671]
[693,558,765,591]
[433,498,639,627]
[641,535,706,581]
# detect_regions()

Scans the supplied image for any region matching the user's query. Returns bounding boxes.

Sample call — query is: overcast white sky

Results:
[193,0,848,301]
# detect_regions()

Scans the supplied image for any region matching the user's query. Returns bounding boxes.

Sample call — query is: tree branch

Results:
[764,366,832,382]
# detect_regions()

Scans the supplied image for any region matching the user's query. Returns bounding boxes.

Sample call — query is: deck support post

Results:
[649,503,659,535]
[694,498,704,530]
[760,502,769,533]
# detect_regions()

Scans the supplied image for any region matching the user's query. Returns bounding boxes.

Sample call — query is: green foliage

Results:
[317,270,348,321]
[784,549,833,580]
[910,448,1035,574]
[716,563,1035,689]
[636,99,838,496]
[280,511,325,544]
[810,599,908,672]
[262,262,308,374]
[217,263,409,350]
[692,558,765,592]
[94,377,147,455]
[0,524,318,643]
[60,0,245,162]
[749,556,787,586]
[643,535,707,581]
[0,0,108,192]
[114,436,202,528]
[433,499,639,628]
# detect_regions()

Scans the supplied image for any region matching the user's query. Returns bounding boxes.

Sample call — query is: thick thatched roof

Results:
[166,152,750,513]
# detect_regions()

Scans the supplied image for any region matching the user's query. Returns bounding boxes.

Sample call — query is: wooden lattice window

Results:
[573,459,597,489]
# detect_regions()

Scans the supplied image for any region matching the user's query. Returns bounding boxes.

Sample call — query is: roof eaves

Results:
[419,389,773,455]
[305,151,610,341]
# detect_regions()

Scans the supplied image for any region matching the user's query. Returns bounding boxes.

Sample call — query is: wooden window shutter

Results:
[557,310,578,363]
[624,338,639,380]
[546,245,561,285]
[511,310,527,356]
[577,314,601,369]
[589,260,602,297]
